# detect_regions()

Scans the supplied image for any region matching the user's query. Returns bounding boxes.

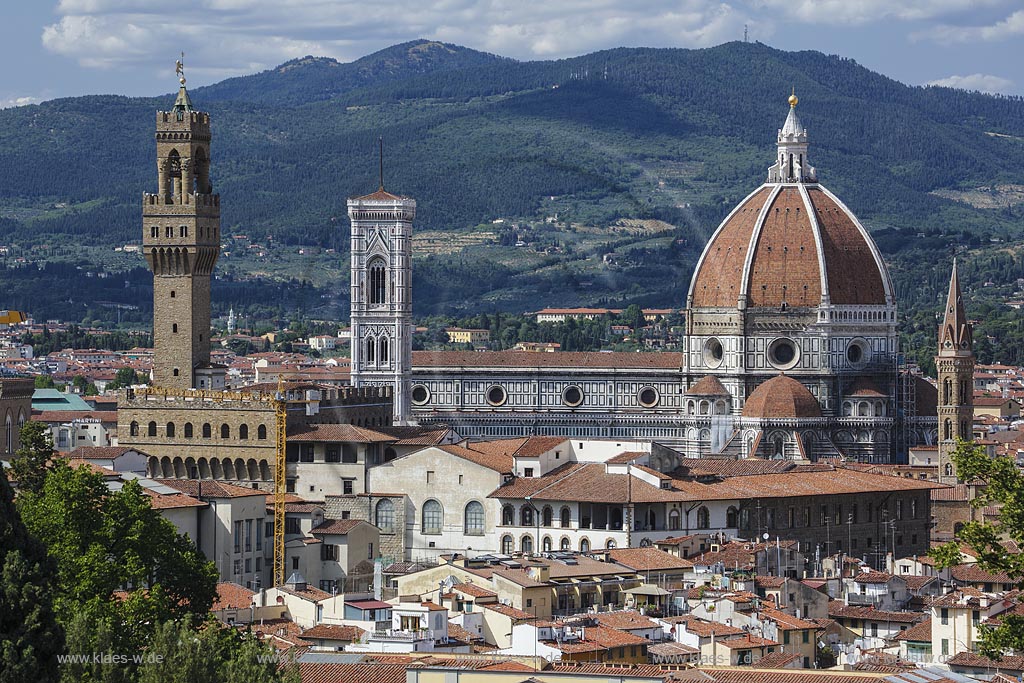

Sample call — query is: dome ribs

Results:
[690,186,772,308]
[806,188,887,306]
[747,187,821,308]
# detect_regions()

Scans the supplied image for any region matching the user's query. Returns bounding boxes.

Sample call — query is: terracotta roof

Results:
[212,582,256,611]
[947,651,1024,671]
[352,188,407,201]
[579,625,649,647]
[826,603,924,624]
[300,624,364,641]
[950,564,1017,584]
[375,426,451,446]
[755,651,803,668]
[155,479,264,499]
[512,436,568,457]
[742,375,822,419]
[893,618,932,641]
[591,610,662,631]
[287,423,396,443]
[607,547,694,571]
[146,490,207,509]
[453,583,497,598]
[932,484,971,501]
[718,633,780,648]
[444,622,482,644]
[689,185,887,308]
[297,662,406,683]
[480,603,536,620]
[686,375,730,396]
[760,608,819,631]
[311,519,366,535]
[67,446,143,459]
[853,571,897,584]
[436,443,513,474]
[665,615,745,637]
[278,584,333,602]
[412,350,683,370]
[683,457,795,477]
[847,377,888,398]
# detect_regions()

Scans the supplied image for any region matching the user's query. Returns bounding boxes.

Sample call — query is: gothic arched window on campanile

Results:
[368,258,387,305]
[365,336,375,364]
[379,337,389,364]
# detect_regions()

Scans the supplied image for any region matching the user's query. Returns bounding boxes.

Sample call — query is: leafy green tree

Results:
[71,376,89,393]
[9,421,54,496]
[17,463,217,651]
[0,471,64,683]
[933,439,1024,656]
[137,617,298,683]
[60,612,132,683]
[34,375,56,389]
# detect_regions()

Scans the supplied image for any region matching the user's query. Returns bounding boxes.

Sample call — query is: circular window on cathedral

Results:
[638,386,660,408]
[846,339,869,367]
[767,337,800,370]
[703,338,725,368]
[411,384,430,406]
[486,385,508,407]
[561,385,584,407]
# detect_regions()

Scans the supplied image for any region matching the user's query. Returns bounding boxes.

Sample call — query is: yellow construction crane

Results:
[0,310,27,325]
[131,382,291,586]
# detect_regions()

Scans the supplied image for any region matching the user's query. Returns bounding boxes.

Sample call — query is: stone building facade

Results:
[0,377,32,457]
[936,260,974,483]
[143,79,223,390]
[324,492,408,564]
[348,186,415,424]
[404,96,938,462]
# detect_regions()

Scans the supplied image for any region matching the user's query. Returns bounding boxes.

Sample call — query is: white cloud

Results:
[0,96,41,109]
[927,73,1014,94]
[751,0,1002,26]
[40,0,759,84]
[912,9,1024,43]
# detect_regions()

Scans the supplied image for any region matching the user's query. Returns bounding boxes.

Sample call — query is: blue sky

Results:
[2,0,1022,107]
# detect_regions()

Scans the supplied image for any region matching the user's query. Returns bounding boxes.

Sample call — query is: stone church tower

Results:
[936,259,974,483]
[143,73,224,390]
[348,171,415,424]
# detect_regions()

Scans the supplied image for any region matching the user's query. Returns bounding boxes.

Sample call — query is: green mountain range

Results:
[3,39,1024,347]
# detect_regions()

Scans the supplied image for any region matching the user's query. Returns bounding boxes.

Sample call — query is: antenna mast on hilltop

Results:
[744,25,749,42]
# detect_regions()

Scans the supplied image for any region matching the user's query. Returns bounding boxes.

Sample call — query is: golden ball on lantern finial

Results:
[788,88,798,107]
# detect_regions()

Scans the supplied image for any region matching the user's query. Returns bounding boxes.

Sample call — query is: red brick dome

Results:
[687,184,891,310]
[742,374,821,419]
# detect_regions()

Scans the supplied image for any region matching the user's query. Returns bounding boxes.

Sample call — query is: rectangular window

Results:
[234,521,242,553]
[851,504,858,524]
[300,444,314,463]
[341,511,351,519]
[233,559,242,575]
[265,521,273,538]
[973,610,980,627]
[255,557,262,571]
[524,468,534,477]
[326,445,340,463]
[834,505,841,526]
[245,558,251,573]
[368,542,374,560]
[342,446,357,464]
[896,500,903,520]
[321,544,337,561]
[784,631,790,645]
[941,608,949,625]
[802,631,809,644]
[286,479,296,493]
[285,517,301,535]
[787,507,795,528]
[427,471,434,484]
[256,520,263,550]
[941,639,949,655]
[245,519,252,552]
[292,556,299,571]
[343,479,354,495]
[820,505,828,526]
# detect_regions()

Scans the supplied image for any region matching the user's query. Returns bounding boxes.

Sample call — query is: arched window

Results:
[580,538,590,553]
[611,507,623,530]
[945,463,954,477]
[422,500,443,534]
[521,506,534,526]
[542,506,553,527]
[184,422,193,438]
[257,424,267,440]
[365,336,375,363]
[560,537,571,551]
[130,421,139,437]
[379,337,389,364]
[4,414,11,454]
[669,509,680,530]
[696,506,710,529]
[944,419,952,440]
[166,422,175,438]
[368,259,387,305]
[239,424,248,440]
[942,378,952,405]
[726,507,738,528]
[501,535,514,554]
[606,539,616,549]
[220,424,230,439]
[521,536,534,554]
[148,421,157,437]
[465,501,485,535]
[502,505,514,525]
[172,323,178,334]
[376,499,394,532]
[543,536,552,552]
[202,423,212,438]
[560,506,571,528]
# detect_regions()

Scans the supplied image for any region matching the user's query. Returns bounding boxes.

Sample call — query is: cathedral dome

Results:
[686,97,892,311]
[742,374,822,419]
